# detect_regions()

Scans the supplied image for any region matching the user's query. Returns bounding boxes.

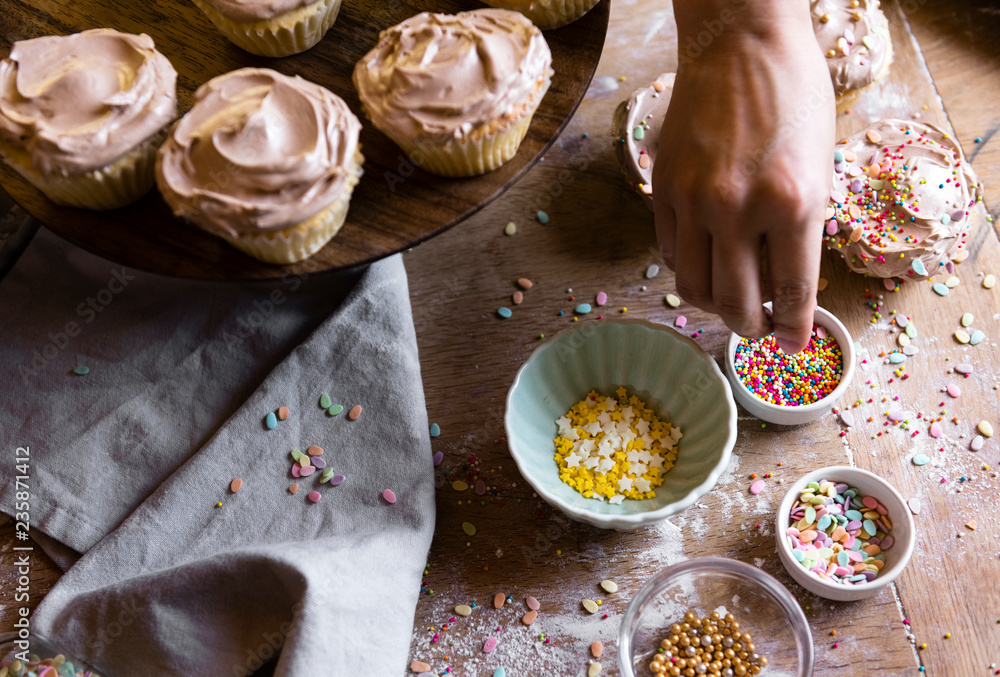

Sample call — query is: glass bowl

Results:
[618,558,814,677]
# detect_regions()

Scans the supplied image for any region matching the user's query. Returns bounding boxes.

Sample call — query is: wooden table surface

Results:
[3,0,999,675]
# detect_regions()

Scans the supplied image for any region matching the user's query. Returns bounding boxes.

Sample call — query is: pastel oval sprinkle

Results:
[299,465,316,476]
[452,480,469,491]
[517,278,534,289]
[961,312,974,327]
[954,330,971,344]
[970,435,984,451]
[897,333,910,347]
[883,278,896,291]
[382,489,397,504]
[327,404,344,416]
[277,405,290,420]
[307,490,321,503]
[749,480,765,495]
[455,605,472,616]
[932,283,950,296]
[349,405,363,420]
[504,222,517,235]
[536,211,549,224]
[494,669,507,677]
[600,579,618,593]
[433,451,444,466]
[493,592,505,609]
[908,497,921,514]
[633,126,645,140]
[866,129,882,143]
[664,293,681,308]
[291,464,301,478]
[411,662,431,673]
[311,455,327,469]
[512,291,524,305]
[903,345,919,356]
[289,483,299,494]
[319,393,331,409]
[475,479,486,495]
[575,303,592,314]
[595,291,608,306]
[72,365,89,375]
[646,264,660,279]
[969,330,985,345]
[675,315,687,328]
[889,353,906,364]
[912,454,930,466]
[588,663,602,677]
[978,420,994,437]
[896,314,909,328]
[483,636,498,653]
[591,641,603,658]
[930,422,943,438]
[307,445,323,456]
[582,599,599,614]
[230,478,242,493]
[429,423,441,437]
[497,307,512,319]
[521,610,538,626]
[329,474,345,486]
[945,276,960,289]
[839,410,855,427]
[265,412,277,429]
[320,467,334,482]
[463,522,477,536]
[946,384,961,398]
[984,274,996,289]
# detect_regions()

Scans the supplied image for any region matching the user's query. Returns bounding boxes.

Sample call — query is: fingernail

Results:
[776,336,802,355]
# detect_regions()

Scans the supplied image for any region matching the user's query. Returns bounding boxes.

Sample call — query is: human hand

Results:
[653,1,835,353]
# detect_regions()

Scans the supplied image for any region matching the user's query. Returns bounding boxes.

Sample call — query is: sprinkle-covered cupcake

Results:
[612,72,675,210]
[823,120,983,280]
[353,9,552,177]
[0,29,177,210]
[812,0,893,113]
[191,0,342,57]
[155,68,363,264]
[481,0,601,30]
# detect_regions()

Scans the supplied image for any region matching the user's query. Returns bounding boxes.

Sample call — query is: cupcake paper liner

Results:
[192,0,342,57]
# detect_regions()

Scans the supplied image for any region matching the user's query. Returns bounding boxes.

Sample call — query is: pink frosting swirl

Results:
[0,29,177,175]
[156,68,361,236]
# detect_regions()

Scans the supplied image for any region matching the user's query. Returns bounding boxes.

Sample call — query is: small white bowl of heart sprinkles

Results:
[505,318,737,529]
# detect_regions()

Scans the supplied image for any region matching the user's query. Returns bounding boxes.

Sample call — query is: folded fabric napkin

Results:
[0,223,435,675]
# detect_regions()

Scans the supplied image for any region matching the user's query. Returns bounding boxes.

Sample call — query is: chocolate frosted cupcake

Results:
[353,9,552,177]
[612,73,675,210]
[156,68,363,264]
[191,0,342,57]
[0,29,177,210]
[812,0,893,113]
[823,120,982,280]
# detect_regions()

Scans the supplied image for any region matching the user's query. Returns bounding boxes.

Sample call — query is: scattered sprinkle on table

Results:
[411,661,431,673]
[588,663,602,677]
[664,293,680,308]
[433,451,444,466]
[526,596,540,610]
[289,483,299,494]
[554,387,680,502]
[455,604,472,616]
[961,312,974,327]
[913,454,930,466]
[590,641,603,658]
[307,445,323,456]
[493,669,506,677]
[349,405,363,420]
[382,488,397,504]
[329,474,345,486]
[908,497,921,514]
[582,599,599,614]
[645,264,660,279]
[984,274,996,289]
[327,404,343,416]
[497,307,512,319]
[504,221,517,235]
[429,423,440,437]
[596,291,608,306]
[230,478,242,493]
[970,435,984,452]
[536,211,549,224]
[966,519,977,530]
[600,579,618,593]
[319,393,331,409]
[750,479,765,495]
[650,611,767,675]
[932,283,950,296]
[452,480,469,491]
[517,278,534,289]
[483,636,498,653]
[493,592,505,609]
[512,290,523,305]
[265,412,277,430]
[786,479,894,585]
[955,329,971,344]
[675,315,687,328]
[946,384,961,398]
[72,365,90,375]
[734,325,842,406]
[969,329,985,345]
[462,522,477,536]
[978,420,994,437]
[521,610,537,626]
[307,490,321,503]
[575,303,592,314]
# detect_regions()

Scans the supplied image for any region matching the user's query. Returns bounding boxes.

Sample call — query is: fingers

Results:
[765,220,821,354]
[673,207,715,314]
[711,234,770,338]
[654,201,678,271]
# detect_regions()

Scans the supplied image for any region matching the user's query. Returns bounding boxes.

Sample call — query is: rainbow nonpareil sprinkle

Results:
[734,326,843,406]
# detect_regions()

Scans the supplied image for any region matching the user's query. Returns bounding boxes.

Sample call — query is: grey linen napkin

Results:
[0,226,435,675]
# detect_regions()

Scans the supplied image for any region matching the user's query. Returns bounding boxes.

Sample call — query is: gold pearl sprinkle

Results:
[820,12,831,22]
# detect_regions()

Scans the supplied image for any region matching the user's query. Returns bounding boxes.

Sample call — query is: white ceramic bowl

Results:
[725,303,856,425]
[505,318,737,530]
[775,466,915,601]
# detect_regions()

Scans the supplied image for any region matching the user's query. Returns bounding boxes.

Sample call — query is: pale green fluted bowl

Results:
[505,318,737,530]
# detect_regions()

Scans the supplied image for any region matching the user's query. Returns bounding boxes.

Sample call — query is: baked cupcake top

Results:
[353,9,552,144]
[612,73,675,209]
[194,0,315,22]
[824,119,982,280]
[811,0,892,99]
[156,68,361,237]
[0,28,176,175]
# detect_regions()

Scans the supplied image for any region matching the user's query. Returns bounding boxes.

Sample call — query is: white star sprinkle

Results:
[618,476,633,492]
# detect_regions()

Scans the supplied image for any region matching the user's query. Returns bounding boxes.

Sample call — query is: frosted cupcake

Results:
[823,120,982,280]
[612,73,675,210]
[156,68,363,264]
[0,29,177,210]
[191,0,342,56]
[481,0,600,30]
[353,9,552,177]
[812,0,893,113]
